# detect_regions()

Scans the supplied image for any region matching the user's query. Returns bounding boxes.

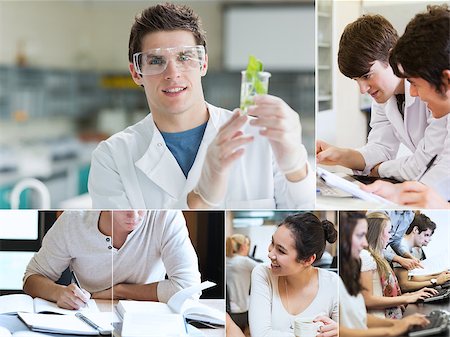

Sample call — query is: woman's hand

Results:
[313,315,338,337]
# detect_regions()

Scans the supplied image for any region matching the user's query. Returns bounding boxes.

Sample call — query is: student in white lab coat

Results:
[362,5,450,209]
[88,3,314,209]
[316,14,449,200]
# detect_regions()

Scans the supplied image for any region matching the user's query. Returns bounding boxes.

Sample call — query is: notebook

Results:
[17,312,114,335]
[0,294,98,315]
[118,281,225,337]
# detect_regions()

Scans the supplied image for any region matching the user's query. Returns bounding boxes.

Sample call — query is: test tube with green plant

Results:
[240,55,271,113]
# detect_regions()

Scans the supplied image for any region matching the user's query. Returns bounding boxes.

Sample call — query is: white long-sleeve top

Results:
[88,102,315,209]
[339,277,367,330]
[356,81,448,188]
[249,264,338,337]
[24,210,200,303]
[226,255,259,313]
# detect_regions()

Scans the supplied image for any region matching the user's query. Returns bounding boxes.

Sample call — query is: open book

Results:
[0,294,98,315]
[118,281,225,337]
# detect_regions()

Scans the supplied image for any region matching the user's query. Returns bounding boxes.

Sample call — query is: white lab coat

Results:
[88,103,315,209]
[356,81,449,190]
[420,116,450,200]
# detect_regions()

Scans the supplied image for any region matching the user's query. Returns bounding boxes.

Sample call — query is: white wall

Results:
[362,0,449,34]
[333,0,368,149]
[421,210,450,264]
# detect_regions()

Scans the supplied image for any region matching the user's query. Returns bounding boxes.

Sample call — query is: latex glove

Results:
[248,95,307,175]
[193,110,253,207]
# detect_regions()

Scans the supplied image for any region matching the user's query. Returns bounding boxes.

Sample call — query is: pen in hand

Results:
[416,154,437,182]
[71,270,90,309]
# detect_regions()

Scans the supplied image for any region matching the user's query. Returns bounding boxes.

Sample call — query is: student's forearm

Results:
[400,279,434,292]
[23,274,65,302]
[341,149,366,170]
[362,292,409,309]
[113,282,159,301]
[367,315,395,327]
[340,326,397,337]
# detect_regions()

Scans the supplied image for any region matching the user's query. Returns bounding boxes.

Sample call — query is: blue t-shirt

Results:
[161,122,207,178]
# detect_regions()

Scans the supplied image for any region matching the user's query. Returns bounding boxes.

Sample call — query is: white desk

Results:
[0,299,225,337]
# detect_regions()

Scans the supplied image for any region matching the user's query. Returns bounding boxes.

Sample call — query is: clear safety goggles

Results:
[133,45,206,76]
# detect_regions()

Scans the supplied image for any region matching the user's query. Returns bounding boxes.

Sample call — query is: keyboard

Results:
[422,288,450,303]
[440,281,450,289]
[316,178,352,197]
[409,310,449,337]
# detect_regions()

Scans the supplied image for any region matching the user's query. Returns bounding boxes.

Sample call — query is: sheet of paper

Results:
[167,281,215,313]
[316,167,396,205]
[408,256,449,276]
[33,297,99,315]
[0,294,33,315]
[121,312,187,337]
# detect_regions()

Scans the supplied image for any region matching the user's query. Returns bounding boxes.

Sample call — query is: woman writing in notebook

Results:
[249,212,339,337]
[339,211,430,337]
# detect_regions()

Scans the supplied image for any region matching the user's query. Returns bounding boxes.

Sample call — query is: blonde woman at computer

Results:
[360,212,437,319]
[249,213,338,337]
[226,234,259,334]
[339,212,429,337]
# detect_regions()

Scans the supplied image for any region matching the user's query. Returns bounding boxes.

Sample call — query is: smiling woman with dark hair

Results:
[249,212,338,337]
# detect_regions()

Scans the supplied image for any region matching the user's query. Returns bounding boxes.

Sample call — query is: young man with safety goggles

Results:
[88,3,314,209]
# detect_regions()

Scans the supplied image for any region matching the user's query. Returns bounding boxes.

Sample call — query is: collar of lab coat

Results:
[378,80,418,148]
[134,102,224,198]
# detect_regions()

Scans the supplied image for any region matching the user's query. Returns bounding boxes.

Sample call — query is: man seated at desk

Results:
[23,210,200,309]
[389,213,450,292]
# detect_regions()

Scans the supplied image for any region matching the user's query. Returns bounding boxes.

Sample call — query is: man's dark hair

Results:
[406,213,437,235]
[338,14,398,78]
[128,3,207,62]
[389,4,449,95]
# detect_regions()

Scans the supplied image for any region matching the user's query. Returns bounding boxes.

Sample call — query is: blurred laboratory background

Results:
[0,0,314,209]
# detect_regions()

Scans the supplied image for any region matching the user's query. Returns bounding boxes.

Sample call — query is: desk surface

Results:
[0,299,225,337]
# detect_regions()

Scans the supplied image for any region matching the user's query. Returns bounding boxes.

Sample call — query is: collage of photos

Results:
[0,0,449,337]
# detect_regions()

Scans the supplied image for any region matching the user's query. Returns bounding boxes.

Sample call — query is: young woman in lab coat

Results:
[316,14,449,202]
[88,3,314,209]
[249,213,338,337]
[362,5,450,209]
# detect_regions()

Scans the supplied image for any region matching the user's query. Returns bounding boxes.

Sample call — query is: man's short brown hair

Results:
[128,3,207,62]
[338,14,398,78]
